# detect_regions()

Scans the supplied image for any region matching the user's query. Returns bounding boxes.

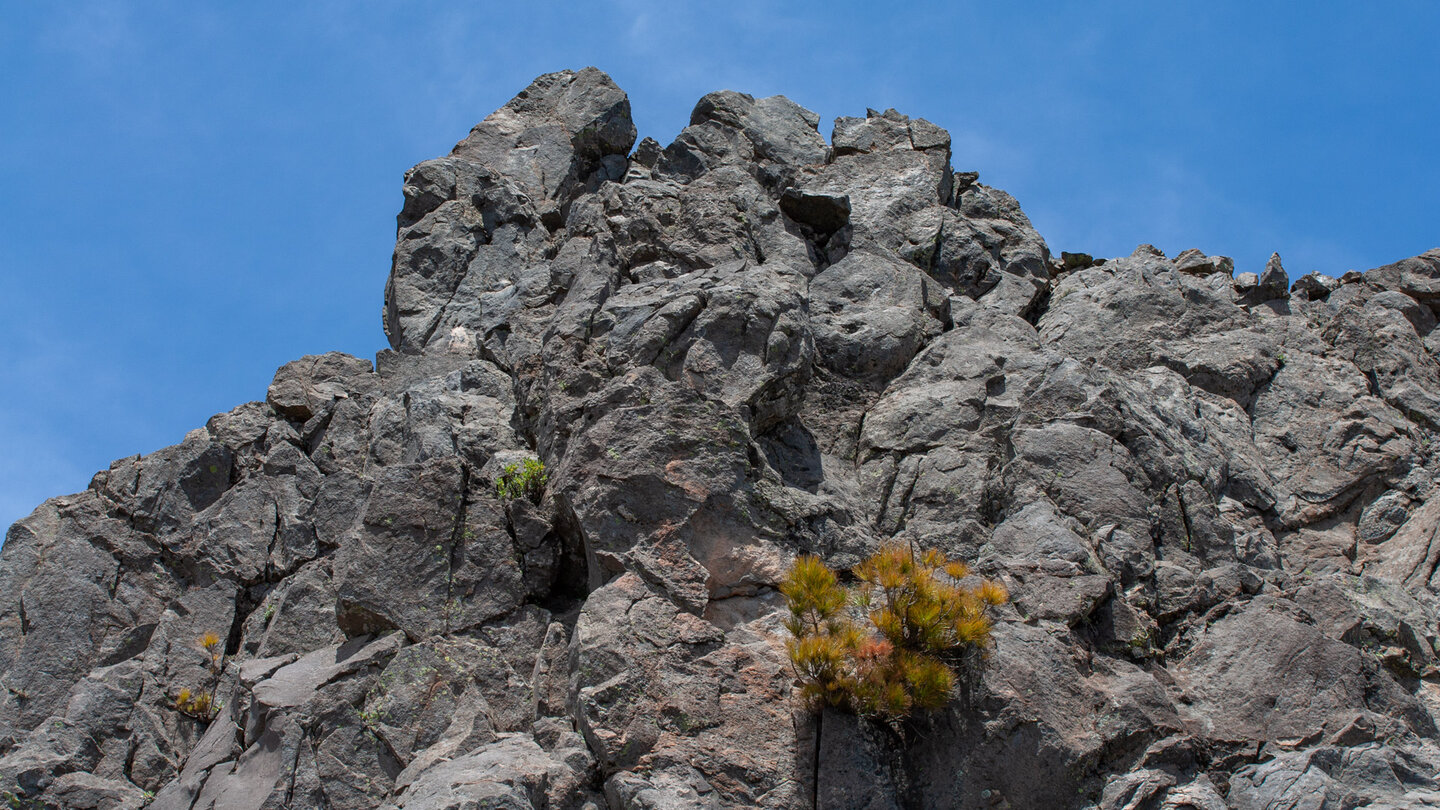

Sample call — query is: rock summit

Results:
[4,68,1440,809]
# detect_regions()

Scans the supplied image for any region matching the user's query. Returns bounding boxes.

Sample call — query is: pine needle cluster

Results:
[780,543,1008,719]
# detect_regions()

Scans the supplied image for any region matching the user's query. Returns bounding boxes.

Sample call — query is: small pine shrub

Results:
[496,458,548,504]
[174,632,227,722]
[781,542,1008,719]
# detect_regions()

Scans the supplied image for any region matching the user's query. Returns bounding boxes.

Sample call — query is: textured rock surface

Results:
[3,68,1440,809]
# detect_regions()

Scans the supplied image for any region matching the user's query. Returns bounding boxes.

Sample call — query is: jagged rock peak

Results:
[4,68,1440,809]
[452,67,636,202]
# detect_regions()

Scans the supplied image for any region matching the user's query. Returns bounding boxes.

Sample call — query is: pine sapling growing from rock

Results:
[174,632,227,722]
[781,542,1007,719]
[781,555,855,707]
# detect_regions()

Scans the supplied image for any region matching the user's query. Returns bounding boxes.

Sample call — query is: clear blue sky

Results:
[2,2,1438,532]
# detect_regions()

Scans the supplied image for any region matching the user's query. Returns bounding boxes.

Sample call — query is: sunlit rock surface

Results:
[3,68,1440,809]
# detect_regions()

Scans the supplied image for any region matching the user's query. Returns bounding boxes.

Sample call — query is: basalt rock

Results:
[3,68,1440,809]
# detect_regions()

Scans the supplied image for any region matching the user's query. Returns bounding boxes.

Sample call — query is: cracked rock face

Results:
[4,67,1440,809]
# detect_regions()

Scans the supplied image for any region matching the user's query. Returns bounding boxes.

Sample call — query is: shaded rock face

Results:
[3,67,1440,810]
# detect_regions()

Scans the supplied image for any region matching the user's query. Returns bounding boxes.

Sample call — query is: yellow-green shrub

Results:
[174,631,226,722]
[780,542,1007,719]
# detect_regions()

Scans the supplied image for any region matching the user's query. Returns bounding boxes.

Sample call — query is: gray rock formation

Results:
[3,67,1440,809]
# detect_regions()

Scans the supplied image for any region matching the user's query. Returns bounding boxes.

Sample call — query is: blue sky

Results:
[2,2,1438,532]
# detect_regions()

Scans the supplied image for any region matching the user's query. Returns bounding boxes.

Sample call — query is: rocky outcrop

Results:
[3,68,1440,809]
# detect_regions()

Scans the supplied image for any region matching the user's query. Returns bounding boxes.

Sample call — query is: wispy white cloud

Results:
[626,8,651,43]
[37,1,140,71]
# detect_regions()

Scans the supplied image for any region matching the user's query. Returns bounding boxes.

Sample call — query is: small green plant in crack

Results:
[4,788,45,810]
[496,458,548,504]
[358,701,386,732]
[262,604,277,625]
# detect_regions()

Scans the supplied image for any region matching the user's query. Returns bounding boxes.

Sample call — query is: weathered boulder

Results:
[1229,743,1440,810]
[656,90,828,189]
